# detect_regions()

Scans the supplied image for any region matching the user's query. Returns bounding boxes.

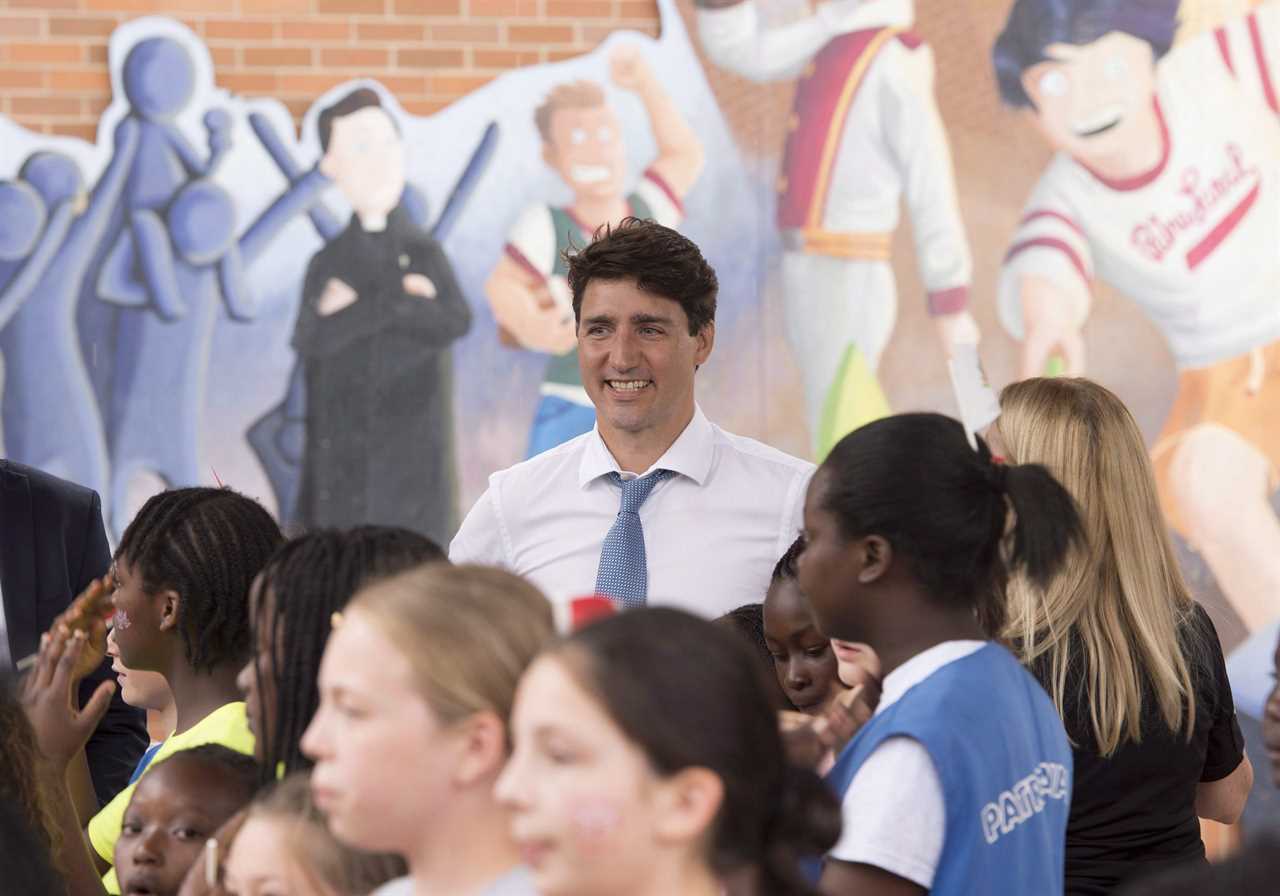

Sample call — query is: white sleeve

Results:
[448,487,511,568]
[633,170,684,229]
[696,1,832,84]
[996,177,1095,340]
[504,205,556,279]
[828,736,945,889]
[878,39,972,314]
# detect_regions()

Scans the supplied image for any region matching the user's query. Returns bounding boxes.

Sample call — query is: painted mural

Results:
[0,3,1276,791]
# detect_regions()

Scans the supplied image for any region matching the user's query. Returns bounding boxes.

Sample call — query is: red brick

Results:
[376,74,431,96]
[221,72,280,95]
[545,48,586,62]
[582,21,651,43]
[617,0,656,19]
[471,0,539,16]
[244,46,313,67]
[6,0,75,9]
[282,21,351,41]
[11,96,83,117]
[400,98,450,116]
[428,74,492,96]
[546,0,612,17]
[241,0,311,11]
[275,72,354,95]
[9,42,83,64]
[48,16,119,38]
[394,0,461,13]
[205,20,276,40]
[84,95,113,118]
[316,0,386,12]
[473,48,541,68]
[87,45,110,65]
[0,69,46,89]
[50,123,99,142]
[397,47,466,68]
[0,15,42,37]
[282,98,313,120]
[320,47,389,68]
[357,22,423,41]
[51,69,112,92]
[425,23,501,43]
[209,46,238,68]
[508,24,576,44]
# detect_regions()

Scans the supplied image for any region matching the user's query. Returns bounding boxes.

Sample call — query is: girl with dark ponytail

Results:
[496,606,841,896]
[798,413,1081,896]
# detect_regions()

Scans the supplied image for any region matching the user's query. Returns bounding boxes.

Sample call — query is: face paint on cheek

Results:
[568,799,622,852]
[113,609,132,630]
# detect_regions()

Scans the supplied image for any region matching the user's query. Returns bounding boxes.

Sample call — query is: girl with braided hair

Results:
[79,487,283,894]
[237,526,443,785]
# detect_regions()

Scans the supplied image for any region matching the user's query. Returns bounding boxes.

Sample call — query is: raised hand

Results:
[609,44,653,92]
[49,573,114,684]
[20,629,116,770]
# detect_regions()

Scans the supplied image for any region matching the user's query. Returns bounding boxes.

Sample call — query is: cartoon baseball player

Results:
[486,44,704,457]
[993,0,1280,628]
[696,0,981,457]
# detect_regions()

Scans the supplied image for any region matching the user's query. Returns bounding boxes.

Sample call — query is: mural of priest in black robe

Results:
[293,88,471,545]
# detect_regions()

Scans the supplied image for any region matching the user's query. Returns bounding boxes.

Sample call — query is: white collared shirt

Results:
[449,406,813,618]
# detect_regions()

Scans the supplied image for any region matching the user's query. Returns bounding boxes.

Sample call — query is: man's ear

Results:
[653,766,723,846]
[156,589,181,634]
[541,141,558,171]
[693,321,715,370]
[855,535,893,586]
[452,711,508,787]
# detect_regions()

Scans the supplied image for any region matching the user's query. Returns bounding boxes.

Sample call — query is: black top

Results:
[292,207,472,546]
[0,460,147,805]
[1035,603,1245,895]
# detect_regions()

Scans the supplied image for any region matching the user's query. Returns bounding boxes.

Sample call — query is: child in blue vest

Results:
[796,413,1081,895]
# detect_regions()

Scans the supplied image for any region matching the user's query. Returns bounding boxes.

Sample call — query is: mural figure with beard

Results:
[695,0,981,458]
[486,43,704,458]
[993,0,1280,633]
[292,88,472,545]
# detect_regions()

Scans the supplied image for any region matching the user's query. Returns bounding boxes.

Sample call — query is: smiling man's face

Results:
[544,102,628,203]
[1022,32,1157,169]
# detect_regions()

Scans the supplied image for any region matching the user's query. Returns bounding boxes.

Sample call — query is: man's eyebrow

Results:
[582,314,616,326]
[631,313,674,326]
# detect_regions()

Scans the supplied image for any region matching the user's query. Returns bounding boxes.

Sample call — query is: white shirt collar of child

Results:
[577,404,715,487]
[875,640,988,715]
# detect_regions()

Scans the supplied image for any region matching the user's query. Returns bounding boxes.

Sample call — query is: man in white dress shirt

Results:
[450,218,813,616]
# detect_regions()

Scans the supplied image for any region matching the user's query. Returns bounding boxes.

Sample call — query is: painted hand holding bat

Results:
[42,574,116,683]
[19,625,116,770]
[780,683,876,773]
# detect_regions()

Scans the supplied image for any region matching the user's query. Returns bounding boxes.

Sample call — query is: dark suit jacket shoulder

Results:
[0,461,146,806]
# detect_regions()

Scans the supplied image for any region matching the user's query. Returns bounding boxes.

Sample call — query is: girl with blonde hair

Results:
[993,377,1252,895]
[302,564,554,896]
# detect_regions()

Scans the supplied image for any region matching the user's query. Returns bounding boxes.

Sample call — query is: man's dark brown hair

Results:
[565,217,718,335]
[317,87,399,152]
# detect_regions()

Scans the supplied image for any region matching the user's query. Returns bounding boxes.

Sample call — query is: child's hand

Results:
[48,574,114,684]
[779,685,874,773]
[176,810,248,896]
[20,629,116,770]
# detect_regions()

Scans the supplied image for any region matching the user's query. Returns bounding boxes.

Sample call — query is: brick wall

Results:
[0,0,660,142]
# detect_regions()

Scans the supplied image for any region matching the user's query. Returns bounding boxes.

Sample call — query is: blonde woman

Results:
[993,378,1252,896]
[302,564,554,896]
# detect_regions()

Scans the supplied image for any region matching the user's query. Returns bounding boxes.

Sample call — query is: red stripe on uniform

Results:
[1018,209,1086,239]
[642,168,685,216]
[1004,237,1091,283]
[1249,12,1279,114]
[1186,181,1261,270]
[504,243,545,282]
[1215,26,1235,75]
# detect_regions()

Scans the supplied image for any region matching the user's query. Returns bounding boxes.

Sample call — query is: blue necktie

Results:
[594,470,670,608]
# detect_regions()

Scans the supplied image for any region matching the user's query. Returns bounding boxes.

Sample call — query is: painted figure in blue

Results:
[0,120,141,500]
[98,161,332,538]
